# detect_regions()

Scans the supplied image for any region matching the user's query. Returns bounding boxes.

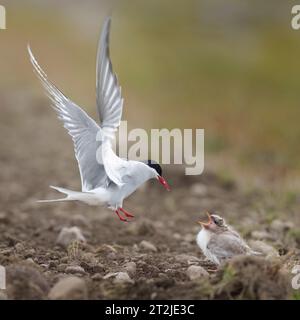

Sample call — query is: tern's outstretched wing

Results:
[28,45,109,191]
[96,17,123,139]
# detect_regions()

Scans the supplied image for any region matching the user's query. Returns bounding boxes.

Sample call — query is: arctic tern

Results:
[28,17,170,222]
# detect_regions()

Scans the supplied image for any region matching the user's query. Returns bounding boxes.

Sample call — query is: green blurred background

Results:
[1,0,300,182]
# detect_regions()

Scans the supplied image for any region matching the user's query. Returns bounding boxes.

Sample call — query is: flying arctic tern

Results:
[28,17,170,222]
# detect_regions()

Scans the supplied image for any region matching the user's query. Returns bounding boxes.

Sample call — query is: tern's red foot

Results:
[120,208,134,218]
[115,210,128,222]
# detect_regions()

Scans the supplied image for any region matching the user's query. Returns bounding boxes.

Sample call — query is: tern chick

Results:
[196,212,259,265]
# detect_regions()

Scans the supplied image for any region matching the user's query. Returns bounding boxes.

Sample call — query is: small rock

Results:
[96,244,117,254]
[190,183,208,196]
[114,272,134,284]
[123,262,136,276]
[57,263,68,272]
[249,240,279,258]
[91,273,102,281]
[103,272,134,284]
[270,220,293,233]
[140,240,157,252]
[175,254,200,264]
[6,265,49,299]
[103,272,117,279]
[65,265,86,275]
[25,258,35,265]
[60,256,69,263]
[56,227,86,248]
[186,265,209,280]
[15,243,25,253]
[25,248,36,258]
[48,276,87,300]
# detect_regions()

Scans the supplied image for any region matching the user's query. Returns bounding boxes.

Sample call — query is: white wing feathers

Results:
[28,17,129,190]
[27,45,110,191]
[96,17,124,138]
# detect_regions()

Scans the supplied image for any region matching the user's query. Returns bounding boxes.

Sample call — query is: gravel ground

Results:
[0,91,299,299]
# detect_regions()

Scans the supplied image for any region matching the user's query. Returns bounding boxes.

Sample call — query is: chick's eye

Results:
[213,217,223,226]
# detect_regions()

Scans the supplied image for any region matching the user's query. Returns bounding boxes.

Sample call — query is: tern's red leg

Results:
[120,207,134,218]
[115,210,128,222]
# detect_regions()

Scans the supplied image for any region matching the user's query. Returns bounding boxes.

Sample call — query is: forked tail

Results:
[37,186,76,203]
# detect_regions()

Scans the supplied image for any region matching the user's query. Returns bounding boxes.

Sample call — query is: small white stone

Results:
[175,254,200,264]
[56,226,86,248]
[48,276,87,300]
[186,265,209,280]
[114,272,134,284]
[140,240,157,252]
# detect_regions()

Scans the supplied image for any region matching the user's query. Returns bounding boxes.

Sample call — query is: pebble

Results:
[114,272,134,284]
[175,254,200,264]
[15,243,25,253]
[140,240,157,252]
[65,265,86,275]
[6,265,49,299]
[103,272,134,284]
[123,262,137,276]
[48,276,88,300]
[56,227,86,248]
[91,273,102,281]
[186,265,209,280]
[57,263,68,272]
[25,258,35,265]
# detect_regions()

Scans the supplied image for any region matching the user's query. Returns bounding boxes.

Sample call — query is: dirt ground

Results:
[0,91,299,300]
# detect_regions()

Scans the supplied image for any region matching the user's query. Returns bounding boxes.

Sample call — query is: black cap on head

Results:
[143,160,162,176]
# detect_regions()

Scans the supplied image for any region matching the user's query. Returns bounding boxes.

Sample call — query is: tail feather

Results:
[37,198,69,203]
[37,185,75,203]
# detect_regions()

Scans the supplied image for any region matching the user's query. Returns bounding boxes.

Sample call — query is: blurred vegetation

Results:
[1,0,300,176]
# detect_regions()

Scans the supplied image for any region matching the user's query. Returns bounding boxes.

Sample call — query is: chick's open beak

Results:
[158,176,171,191]
[197,212,212,227]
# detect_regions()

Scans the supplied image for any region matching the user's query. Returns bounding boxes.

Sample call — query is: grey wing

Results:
[96,17,123,139]
[208,233,251,261]
[28,45,109,191]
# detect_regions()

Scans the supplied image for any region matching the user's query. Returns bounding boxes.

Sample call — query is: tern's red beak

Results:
[197,212,212,228]
[158,176,171,191]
